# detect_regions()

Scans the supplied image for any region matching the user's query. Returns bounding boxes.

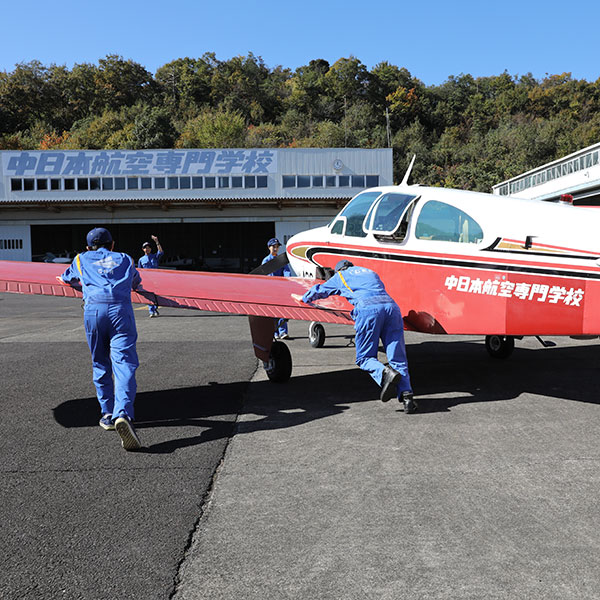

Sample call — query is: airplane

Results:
[2,161,600,383]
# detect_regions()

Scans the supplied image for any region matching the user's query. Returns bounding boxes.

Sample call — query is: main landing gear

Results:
[485,334,557,359]
[484,335,515,359]
[264,340,293,382]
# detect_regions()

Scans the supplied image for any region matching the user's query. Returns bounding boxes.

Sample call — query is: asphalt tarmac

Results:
[3,292,600,599]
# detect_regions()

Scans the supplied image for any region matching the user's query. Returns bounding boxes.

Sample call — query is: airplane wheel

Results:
[265,340,292,382]
[485,335,515,359]
[309,322,326,348]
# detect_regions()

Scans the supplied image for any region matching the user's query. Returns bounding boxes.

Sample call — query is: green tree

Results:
[176,108,247,148]
[129,106,177,149]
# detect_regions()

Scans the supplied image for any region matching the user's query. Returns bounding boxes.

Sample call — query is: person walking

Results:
[138,235,164,317]
[58,227,143,450]
[301,260,416,412]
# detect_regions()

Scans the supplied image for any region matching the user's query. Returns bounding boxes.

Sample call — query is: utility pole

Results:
[344,96,348,148]
[385,107,391,148]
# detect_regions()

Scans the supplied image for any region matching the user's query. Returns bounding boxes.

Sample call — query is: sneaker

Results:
[99,414,115,431]
[380,366,401,402]
[279,332,289,340]
[114,417,142,451]
[149,312,157,318]
[401,391,418,414]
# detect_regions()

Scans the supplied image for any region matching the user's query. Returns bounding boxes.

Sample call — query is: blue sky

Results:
[2,0,599,86]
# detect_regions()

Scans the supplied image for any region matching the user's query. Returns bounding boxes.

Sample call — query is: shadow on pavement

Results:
[53,338,600,452]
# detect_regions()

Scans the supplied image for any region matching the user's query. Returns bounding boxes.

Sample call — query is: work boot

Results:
[380,366,401,402]
[401,391,418,414]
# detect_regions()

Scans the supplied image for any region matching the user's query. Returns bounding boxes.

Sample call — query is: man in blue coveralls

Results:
[301,260,416,413]
[262,237,292,339]
[138,234,163,317]
[59,227,143,450]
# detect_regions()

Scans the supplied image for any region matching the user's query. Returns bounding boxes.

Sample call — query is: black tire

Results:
[265,340,292,382]
[309,322,326,348]
[485,335,515,359]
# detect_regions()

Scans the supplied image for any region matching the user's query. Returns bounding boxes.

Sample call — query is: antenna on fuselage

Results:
[400,154,416,186]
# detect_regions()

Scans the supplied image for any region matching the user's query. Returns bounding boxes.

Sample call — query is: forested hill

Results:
[1,53,598,191]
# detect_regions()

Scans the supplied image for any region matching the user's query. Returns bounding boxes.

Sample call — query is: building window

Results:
[312,176,323,187]
[191,177,203,189]
[365,175,379,187]
[205,177,216,188]
[10,179,23,191]
[37,179,48,191]
[351,175,365,187]
[326,176,337,187]
[90,178,100,190]
[140,177,152,189]
[64,179,75,190]
[77,178,89,191]
[245,176,256,188]
[180,176,191,189]
[297,175,310,188]
[282,175,295,188]
[102,178,114,191]
[167,176,178,190]
[50,179,61,190]
[257,175,268,188]
[219,176,230,188]
[114,177,126,190]
[127,177,138,190]
[232,176,243,188]
[0,238,23,250]
[155,177,165,189]
[338,175,350,187]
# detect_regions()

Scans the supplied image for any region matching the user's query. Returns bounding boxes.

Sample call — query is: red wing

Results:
[0,261,354,325]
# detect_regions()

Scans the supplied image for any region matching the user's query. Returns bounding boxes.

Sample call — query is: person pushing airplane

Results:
[301,260,416,413]
[58,227,143,450]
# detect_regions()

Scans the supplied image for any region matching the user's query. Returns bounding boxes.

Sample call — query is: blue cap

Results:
[267,238,281,247]
[86,227,112,247]
[334,260,353,272]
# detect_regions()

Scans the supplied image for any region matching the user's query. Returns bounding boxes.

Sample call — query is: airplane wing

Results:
[0,260,354,325]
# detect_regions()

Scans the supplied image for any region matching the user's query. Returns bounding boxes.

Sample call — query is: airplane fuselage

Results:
[286,185,600,336]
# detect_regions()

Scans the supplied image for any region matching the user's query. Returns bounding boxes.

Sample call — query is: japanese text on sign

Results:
[2,149,278,177]
[444,275,584,307]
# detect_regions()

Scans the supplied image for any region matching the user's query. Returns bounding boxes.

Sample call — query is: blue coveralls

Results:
[302,266,412,396]
[138,250,163,315]
[61,249,142,421]
[262,252,292,338]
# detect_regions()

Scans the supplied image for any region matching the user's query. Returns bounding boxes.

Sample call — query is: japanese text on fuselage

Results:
[444,275,584,307]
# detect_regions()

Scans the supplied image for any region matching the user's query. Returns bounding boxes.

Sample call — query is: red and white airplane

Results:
[2,167,600,381]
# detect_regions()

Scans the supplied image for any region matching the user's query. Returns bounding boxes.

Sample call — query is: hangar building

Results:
[492,141,600,205]
[0,147,392,271]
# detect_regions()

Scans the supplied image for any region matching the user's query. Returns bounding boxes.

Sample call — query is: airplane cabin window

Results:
[337,191,381,237]
[415,200,483,243]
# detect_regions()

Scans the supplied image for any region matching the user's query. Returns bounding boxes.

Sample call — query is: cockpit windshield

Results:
[368,193,418,235]
[331,191,381,237]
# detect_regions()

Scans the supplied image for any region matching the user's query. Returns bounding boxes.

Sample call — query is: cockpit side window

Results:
[415,200,483,243]
[337,191,381,238]
[331,219,345,235]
